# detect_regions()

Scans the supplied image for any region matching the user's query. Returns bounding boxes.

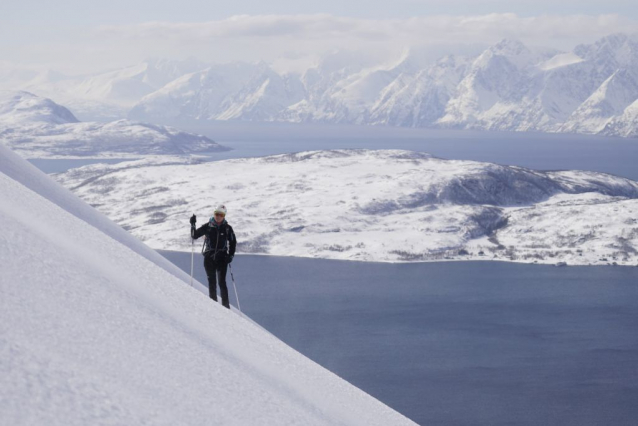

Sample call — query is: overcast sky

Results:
[1,0,636,74]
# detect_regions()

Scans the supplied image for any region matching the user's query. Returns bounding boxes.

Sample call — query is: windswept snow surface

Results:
[0,144,415,425]
[0,144,190,282]
[54,149,638,266]
[0,91,229,158]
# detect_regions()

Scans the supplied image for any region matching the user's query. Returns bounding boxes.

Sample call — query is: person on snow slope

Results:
[190,205,237,309]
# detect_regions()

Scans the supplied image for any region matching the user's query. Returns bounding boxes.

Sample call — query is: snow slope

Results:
[0,145,191,283]
[0,91,228,158]
[0,144,415,425]
[54,149,638,266]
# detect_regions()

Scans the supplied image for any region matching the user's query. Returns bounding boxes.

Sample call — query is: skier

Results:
[190,205,237,309]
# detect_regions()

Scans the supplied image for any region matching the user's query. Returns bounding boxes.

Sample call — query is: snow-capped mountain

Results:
[0,143,414,425]
[368,55,470,127]
[67,57,209,106]
[283,52,421,124]
[54,149,638,266]
[125,34,638,138]
[12,58,209,121]
[436,39,559,131]
[0,91,228,158]
[561,68,638,133]
[129,61,306,122]
[601,98,638,137]
[378,35,638,134]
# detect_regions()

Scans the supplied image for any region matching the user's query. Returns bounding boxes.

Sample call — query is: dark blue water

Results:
[28,157,133,174]
[30,124,638,180]
[159,251,638,426]
[183,122,638,181]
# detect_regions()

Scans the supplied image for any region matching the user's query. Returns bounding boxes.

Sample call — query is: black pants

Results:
[203,256,230,309]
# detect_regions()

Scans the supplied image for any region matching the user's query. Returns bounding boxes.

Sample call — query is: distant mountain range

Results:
[5,34,638,138]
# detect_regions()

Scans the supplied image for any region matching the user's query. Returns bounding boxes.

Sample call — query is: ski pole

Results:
[190,236,194,287]
[229,264,242,315]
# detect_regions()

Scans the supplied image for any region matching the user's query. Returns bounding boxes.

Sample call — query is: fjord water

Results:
[28,157,132,174]
[160,252,638,426]
[31,124,638,180]
[183,122,638,180]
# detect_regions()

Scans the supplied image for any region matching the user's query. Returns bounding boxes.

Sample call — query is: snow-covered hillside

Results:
[0,144,414,425]
[125,34,638,138]
[0,91,228,158]
[0,90,79,125]
[54,149,638,266]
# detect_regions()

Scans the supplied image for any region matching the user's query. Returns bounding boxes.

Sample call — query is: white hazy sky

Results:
[1,0,636,74]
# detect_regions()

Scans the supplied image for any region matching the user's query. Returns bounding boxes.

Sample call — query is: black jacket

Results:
[191,220,236,262]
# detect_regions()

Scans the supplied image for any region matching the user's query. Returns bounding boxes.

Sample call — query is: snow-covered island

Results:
[0,143,415,425]
[0,90,229,158]
[54,149,638,266]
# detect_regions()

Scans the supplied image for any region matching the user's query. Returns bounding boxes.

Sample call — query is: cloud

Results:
[7,13,638,74]
[96,13,637,47]
[97,14,386,41]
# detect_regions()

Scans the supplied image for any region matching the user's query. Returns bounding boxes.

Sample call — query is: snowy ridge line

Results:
[54,149,638,266]
[0,143,416,425]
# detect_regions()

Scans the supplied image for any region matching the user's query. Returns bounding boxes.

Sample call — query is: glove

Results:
[228,255,234,264]
[190,214,197,226]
